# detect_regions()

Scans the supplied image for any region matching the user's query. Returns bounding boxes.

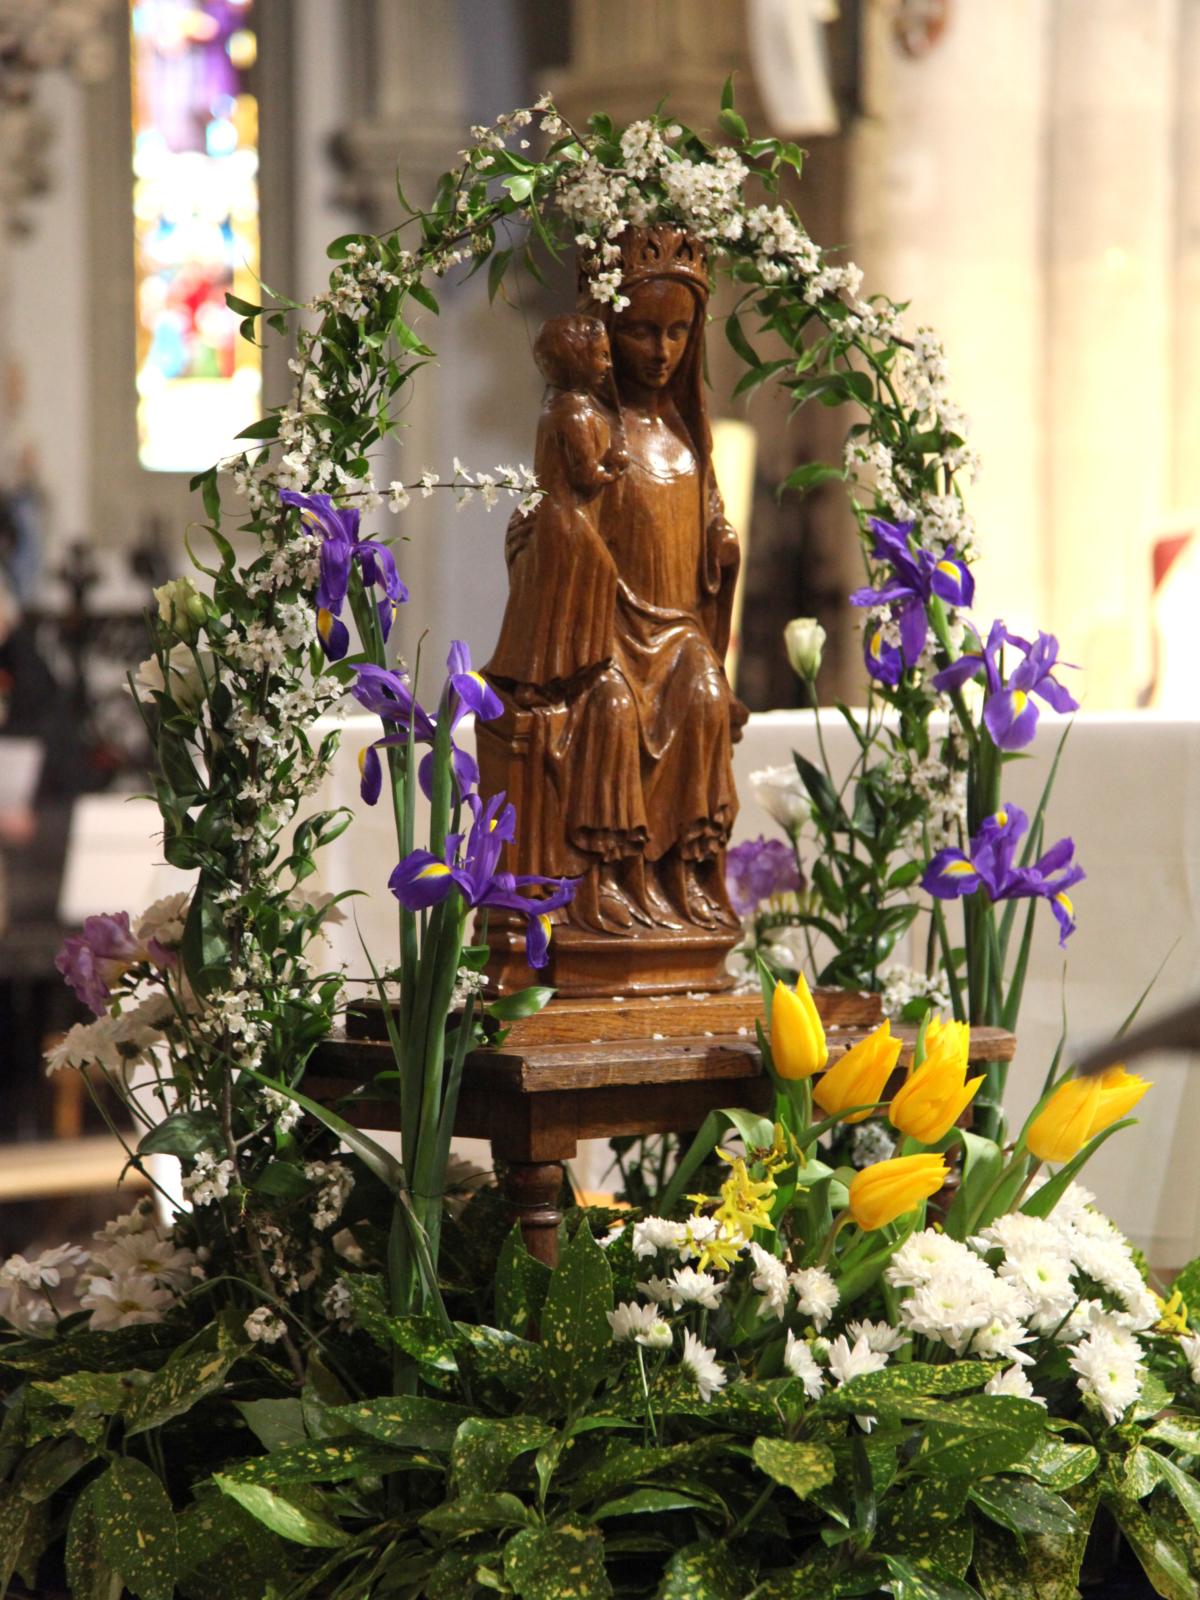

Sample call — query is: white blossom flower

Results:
[81,1272,175,1331]
[244,1306,287,1344]
[680,1329,725,1402]
[607,1300,661,1342]
[183,1150,236,1207]
[136,891,191,948]
[1069,1327,1144,1426]
[748,1242,790,1320]
[0,1244,87,1291]
[304,1161,355,1230]
[985,1365,1045,1405]
[790,1265,839,1329]
[632,1216,686,1259]
[844,1318,910,1355]
[636,1275,674,1305]
[322,1280,353,1326]
[666,1268,725,1312]
[886,1229,978,1291]
[783,1331,825,1399]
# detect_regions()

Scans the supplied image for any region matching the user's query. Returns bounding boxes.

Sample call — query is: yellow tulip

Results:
[1088,1065,1151,1137]
[1025,1075,1103,1164]
[813,1020,902,1123]
[771,972,828,1080]
[889,1016,984,1145]
[848,1153,948,1231]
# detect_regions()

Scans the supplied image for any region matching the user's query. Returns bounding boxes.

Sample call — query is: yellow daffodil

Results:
[889,1015,984,1145]
[1088,1065,1151,1137]
[771,971,827,1080]
[1025,1075,1103,1163]
[812,1020,902,1124]
[847,1153,948,1231]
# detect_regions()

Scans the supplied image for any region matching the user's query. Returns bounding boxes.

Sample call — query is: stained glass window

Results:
[131,0,262,472]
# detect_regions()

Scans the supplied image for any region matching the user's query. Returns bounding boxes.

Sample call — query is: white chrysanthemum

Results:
[826,1332,889,1386]
[900,1276,995,1353]
[784,1330,825,1399]
[666,1268,726,1312]
[1179,1331,1200,1385]
[974,1213,1071,1264]
[844,1318,910,1355]
[790,1265,839,1329]
[637,1275,674,1305]
[607,1300,661,1342]
[632,1216,686,1259]
[971,1317,1035,1366]
[748,1242,790,1321]
[680,1329,726,1403]
[136,891,191,948]
[81,1272,175,1331]
[985,1365,1045,1406]
[244,1306,287,1345]
[886,1229,978,1291]
[1069,1327,1144,1426]
[997,1252,1076,1332]
[92,1232,197,1293]
[676,1215,720,1263]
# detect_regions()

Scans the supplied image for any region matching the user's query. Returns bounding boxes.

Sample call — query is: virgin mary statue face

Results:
[611,279,697,391]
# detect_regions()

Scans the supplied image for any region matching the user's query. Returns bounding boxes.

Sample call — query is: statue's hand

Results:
[504,507,536,567]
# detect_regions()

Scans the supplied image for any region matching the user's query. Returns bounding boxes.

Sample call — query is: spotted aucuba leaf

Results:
[541,1222,614,1414]
[450,1415,555,1495]
[329,1394,472,1452]
[656,1540,744,1600]
[503,1522,612,1600]
[751,1437,836,1501]
[94,1456,180,1600]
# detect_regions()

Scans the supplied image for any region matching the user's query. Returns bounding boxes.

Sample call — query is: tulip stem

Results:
[1010,1161,1042,1212]
[816,1209,855,1267]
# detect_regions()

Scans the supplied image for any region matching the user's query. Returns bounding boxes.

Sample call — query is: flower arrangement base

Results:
[310,993,1016,1265]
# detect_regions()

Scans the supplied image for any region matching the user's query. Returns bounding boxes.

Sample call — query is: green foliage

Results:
[93,1457,180,1600]
[541,1223,614,1414]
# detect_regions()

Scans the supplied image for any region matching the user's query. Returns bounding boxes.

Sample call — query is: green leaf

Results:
[488,246,513,303]
[225,292,262,317]
[1020,1118,1137,1217]
[125,1343,240,1436]
[1022,1436,1099,1493]
[136,1109,222,1160]
[419,1491,536,1536]
[503,1522,612,1600]
[234,414,282,440]
[1169,1255,1200,1324]
[720,73,736,111]
[487,985,556,1021]
[213,1476,348,1549]
[496,1223,552,1335]
[450,1415,555,1494]
[329,1393,473,1451]
[65,1479,119,1600]
[1147,1448,1200,1541]
[502,173,536,203]
[176,1498,290,1600]
[823,1362,995,1409]
[1148,1414,1200,1453]
[780,461,845,496]
[94,1457,180,1600]
[881,1554,980,1599]
[541,1221,614,1413]
[1105,1479,1195,1600]
[592,1487,716,1519]
[725,311,762,370]
[655,1540,742,1599]
[719,107,749,140]
[969,1476,1077,1542]
[751,1437,835,1500]
[223,1436,403,1485]
[32,1369,138,1413]
[234,1398,307,1453]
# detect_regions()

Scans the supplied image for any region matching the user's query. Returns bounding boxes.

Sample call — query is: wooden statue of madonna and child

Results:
[478,225,748,997]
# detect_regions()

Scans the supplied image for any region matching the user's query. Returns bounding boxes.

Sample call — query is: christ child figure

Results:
[486,313,627,692]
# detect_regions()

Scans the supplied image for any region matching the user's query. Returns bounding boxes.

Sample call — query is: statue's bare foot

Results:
[569,873,610,935]
[596,865,637,934]
[684,861,740,930]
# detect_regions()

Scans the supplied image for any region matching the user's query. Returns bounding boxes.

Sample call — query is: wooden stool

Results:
[306,990,1017,1266]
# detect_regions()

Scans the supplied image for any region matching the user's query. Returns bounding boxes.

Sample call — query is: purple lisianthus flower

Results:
[389,791,574,968]
[922,803,1084,945]
[725,836,802,918]
[933,620,1078,751]
[280,489,408,661]
[850,518,975,681]
[56,912,144,1015]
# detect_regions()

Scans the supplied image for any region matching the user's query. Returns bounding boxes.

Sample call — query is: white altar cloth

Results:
[310,710,1200,1268]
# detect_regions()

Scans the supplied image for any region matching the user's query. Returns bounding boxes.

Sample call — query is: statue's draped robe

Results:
[484,412,738,889]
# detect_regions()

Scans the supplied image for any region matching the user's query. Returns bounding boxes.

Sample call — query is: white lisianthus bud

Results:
[153,577,206,640]
[784,617,826,680]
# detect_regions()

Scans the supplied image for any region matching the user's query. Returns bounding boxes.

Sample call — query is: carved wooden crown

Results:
[578,225,710,299]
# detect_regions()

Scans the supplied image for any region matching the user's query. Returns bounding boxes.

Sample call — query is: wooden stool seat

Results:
[307,990,1017,1264]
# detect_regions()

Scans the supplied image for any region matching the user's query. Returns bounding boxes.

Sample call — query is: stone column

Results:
[1046,0,1177,706]
[852,0,1051,643]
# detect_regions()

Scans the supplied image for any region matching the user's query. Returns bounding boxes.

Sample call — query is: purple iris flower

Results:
[351,642,502,806]
[922,803,1085,945]
[280,489,408,661]
[933,619,1078,751]
[726,836,802,918]
[56,912,157,1015]
[850,518,975,685]
[389,791,575,968]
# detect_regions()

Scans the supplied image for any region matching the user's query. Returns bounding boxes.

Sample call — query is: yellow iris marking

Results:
[994,808,1008,826]
[357,747,369,774]
[538,914,552,937]
[945,860,976,877]
[935,559,959,578]
[1011,689,1028,714]
[1055,891,1073,915]
[870,629,883,660]
[419,864,451,879]
[317,608,334,639]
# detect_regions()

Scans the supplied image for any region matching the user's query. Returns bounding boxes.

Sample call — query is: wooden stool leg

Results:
[503,1161,564,1267]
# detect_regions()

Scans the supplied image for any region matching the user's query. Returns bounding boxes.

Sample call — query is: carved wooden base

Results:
[483,917,739,998]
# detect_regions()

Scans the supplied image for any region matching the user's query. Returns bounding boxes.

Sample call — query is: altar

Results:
[313,706,1200,1269]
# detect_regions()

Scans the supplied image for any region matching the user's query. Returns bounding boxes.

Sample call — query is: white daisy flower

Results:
[680,1329,725,1402]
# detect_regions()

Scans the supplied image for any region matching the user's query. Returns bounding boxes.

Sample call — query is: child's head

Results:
[534,314,611,393]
